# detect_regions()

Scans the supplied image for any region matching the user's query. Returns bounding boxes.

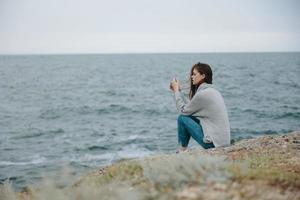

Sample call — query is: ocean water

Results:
[0,53,299,191]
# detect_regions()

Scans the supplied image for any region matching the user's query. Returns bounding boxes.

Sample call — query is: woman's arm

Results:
[174,91,202,115]
[170,78,202,115]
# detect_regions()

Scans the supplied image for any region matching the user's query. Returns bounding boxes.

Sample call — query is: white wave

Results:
[78,153,115,162]
[128,134,139,140]
[62,153,115,165]
[0,156,47,166]
[115,144,153,160]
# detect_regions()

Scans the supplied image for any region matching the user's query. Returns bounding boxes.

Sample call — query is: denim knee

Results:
[177,114,187,124]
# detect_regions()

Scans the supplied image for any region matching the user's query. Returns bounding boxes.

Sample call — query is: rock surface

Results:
[1,131,299,200]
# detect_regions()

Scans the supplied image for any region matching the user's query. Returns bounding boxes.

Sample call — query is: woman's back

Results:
[193,86,230,147]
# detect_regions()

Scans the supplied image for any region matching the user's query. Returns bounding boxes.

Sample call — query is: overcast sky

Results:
[0,0,299,54]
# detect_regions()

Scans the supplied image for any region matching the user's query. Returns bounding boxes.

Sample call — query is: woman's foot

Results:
[176,147,189,153]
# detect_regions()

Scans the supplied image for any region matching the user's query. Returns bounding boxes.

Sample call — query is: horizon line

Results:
[0,50,299,56]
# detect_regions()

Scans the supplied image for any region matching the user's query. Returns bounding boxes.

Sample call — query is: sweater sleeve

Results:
[174,91,202,115]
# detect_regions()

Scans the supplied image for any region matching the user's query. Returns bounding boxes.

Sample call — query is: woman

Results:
[170,62,230,152]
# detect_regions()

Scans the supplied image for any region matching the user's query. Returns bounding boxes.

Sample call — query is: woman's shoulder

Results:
[196,85,221,98]
[196,83,217,93]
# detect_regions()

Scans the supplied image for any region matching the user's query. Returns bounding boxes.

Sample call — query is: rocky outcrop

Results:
[2,131,300,200]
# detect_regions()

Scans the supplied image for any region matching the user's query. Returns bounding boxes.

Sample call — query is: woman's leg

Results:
[177,115,214,149]
[177,115,191,147]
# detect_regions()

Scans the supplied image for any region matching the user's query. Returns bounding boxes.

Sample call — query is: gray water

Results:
[0,52,299,191]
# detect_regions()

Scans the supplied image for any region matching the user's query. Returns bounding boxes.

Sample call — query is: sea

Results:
[0,52,299,191]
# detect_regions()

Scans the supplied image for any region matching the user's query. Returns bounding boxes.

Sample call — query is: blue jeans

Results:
[177,115,215,149]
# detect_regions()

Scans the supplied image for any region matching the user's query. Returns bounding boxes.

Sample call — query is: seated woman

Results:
[170,62,230,152]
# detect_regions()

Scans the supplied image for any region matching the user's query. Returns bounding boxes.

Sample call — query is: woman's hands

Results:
[170,78,180,92]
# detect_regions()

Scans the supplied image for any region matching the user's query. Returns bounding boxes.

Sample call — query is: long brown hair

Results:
[189,62,213,99]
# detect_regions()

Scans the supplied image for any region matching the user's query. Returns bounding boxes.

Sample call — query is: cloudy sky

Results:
[0,0,299,54]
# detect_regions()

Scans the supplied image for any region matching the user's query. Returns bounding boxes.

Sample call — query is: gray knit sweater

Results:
[174,83,230,147]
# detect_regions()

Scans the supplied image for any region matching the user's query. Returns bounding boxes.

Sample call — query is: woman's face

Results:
[191,68,205,85]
